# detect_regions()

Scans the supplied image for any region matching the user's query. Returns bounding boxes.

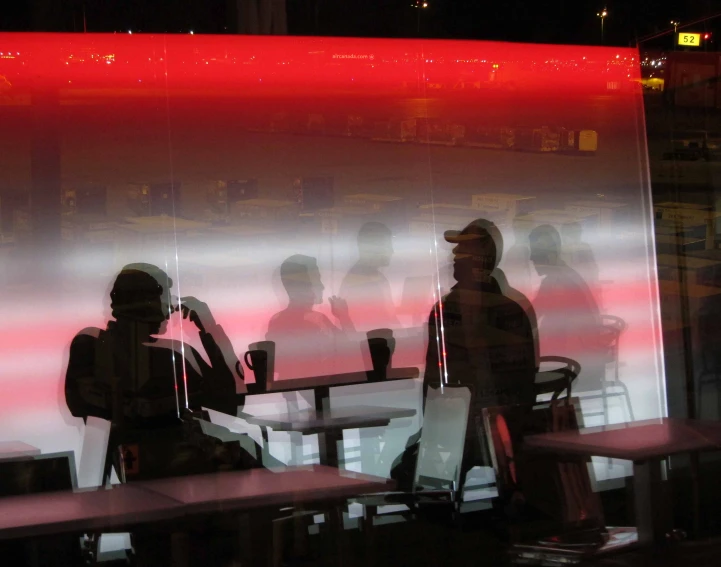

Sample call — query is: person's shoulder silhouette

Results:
[529,224,600,322]
[266,254,357,379]
[529,224,605,391]
[339,222,399,331]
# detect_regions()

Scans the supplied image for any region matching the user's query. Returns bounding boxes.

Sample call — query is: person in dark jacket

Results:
[65,263,245,481]
[423,219,537,407]
[391,219,538,490]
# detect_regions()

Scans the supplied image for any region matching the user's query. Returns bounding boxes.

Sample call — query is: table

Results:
[514,209,599,232]
[137,465,392,565]
[524,418,721,546]
[0,466,392,564]
[565,200,628,228]
[470,193,536,218]
[262,366,419,394]
[654,207,721,250]
[654,202,711,212]
[654,220,694,237]
[0,484,180,541]
[0,441,41,460]
[134,465,393,515]
[238,406,416,467]
[118,217,210,246]
[656,253,721,287]
[654,234,706,252]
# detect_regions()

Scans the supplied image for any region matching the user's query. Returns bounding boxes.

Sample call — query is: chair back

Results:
[599,315,626,363]
[414,384,471,493]
[534,356,581,404]
[78,417,112,488]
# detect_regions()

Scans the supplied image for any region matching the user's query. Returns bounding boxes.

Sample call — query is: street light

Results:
[412,0,429,35]
[670,20,680,33]
[597,8,608,44]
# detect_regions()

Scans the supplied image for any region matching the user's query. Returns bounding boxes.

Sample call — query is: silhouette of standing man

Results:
[391,219,537,490]
[424,219,537,407]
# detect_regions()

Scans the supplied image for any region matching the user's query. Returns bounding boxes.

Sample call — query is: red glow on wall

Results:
[0,33,641,98]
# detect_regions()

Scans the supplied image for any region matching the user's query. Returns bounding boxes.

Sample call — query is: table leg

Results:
[318,429,343,468]
[248,509,274,567]
[170,532,190,567]
[633,458,672,546]
[690,452,701,538]
[706,219,715,250]
[327,503,346,567]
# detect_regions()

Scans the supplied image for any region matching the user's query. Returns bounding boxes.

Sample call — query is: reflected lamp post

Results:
[671,21,680,50]
[597,8,608,44]
[412,0,429,35]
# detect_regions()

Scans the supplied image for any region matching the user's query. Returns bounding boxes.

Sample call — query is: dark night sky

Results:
[1,0,719,48]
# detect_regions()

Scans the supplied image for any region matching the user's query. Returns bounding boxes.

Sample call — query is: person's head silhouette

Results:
[109,263,174,337]
[357,222,393,268]
[444,219,498,287]
[529,224,563,276]
[280,255,324,308]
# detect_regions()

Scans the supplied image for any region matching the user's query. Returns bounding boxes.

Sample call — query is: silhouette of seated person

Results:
[64,263,245,481]
[267,255,357,379]
[529,225,605,393]
[391,219,537,490]
[339,222,400,332]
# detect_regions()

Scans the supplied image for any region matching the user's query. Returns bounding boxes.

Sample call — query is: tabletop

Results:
[134,465,393,515]
[656,254,721,269]
[121,217,210,233]
[686,249,721,262]
[238,405,416,434]
[0,441,41,459]
[657,209,721,223]
[0,466,393,541]
[655,202,711,211]
[524,417,721,462]
[658,280,721,299]
[654,235,706,247]
[566,200,627,209]
[0,484,181,541]
[264,366,419,393]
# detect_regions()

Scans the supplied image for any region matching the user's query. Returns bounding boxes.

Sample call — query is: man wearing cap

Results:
[423,219,537,407]
[390,219,537,490]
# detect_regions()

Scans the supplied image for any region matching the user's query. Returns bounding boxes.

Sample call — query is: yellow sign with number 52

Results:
[678,33,701,47]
